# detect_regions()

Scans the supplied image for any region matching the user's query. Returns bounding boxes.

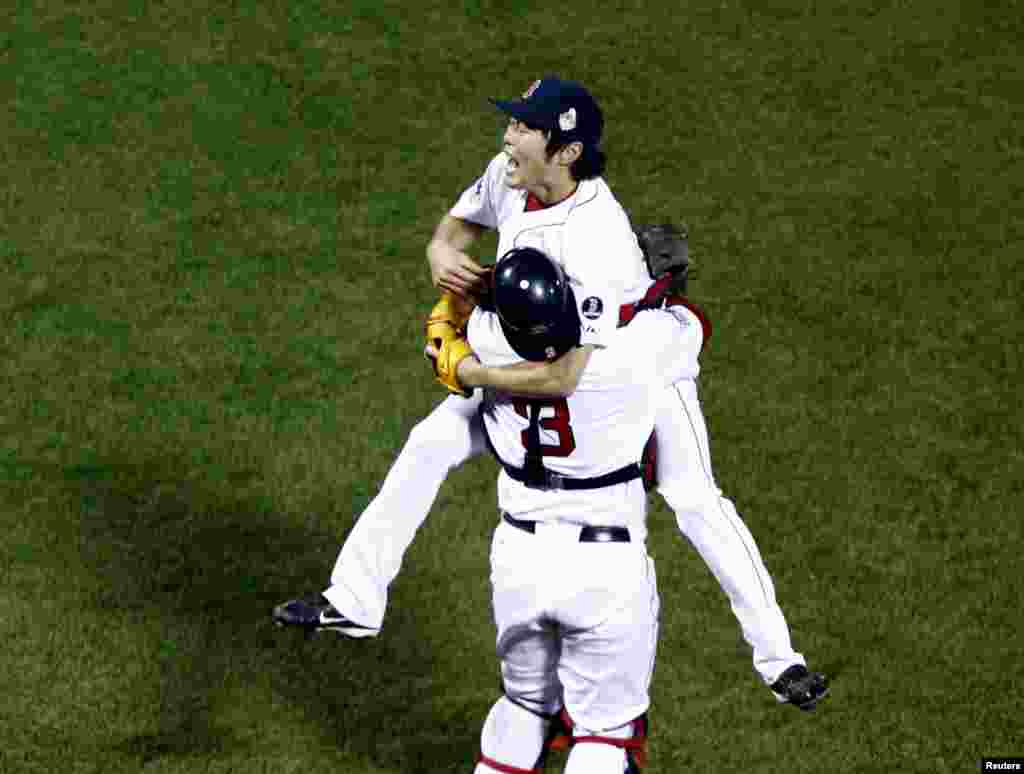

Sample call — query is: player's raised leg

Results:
[324,391,486,627]
[272,392,485,634]
[654,379,827,708]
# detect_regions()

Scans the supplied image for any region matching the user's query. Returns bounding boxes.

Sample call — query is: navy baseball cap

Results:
[491,77,604,147]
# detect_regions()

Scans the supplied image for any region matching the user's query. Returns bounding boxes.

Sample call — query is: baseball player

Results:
[461,246,690,774]
[273,76,827,710]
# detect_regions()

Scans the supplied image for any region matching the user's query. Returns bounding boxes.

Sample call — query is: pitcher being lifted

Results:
[272,76,828,714]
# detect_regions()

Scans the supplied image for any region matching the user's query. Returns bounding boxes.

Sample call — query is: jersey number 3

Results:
[511,398,577,457]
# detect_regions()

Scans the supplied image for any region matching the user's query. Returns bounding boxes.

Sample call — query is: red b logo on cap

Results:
[523,79,541,99]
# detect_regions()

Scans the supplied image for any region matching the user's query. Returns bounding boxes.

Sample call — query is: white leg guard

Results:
[563,719,640,774]
[323,393,485,629]
[473,697,550,774]
[564,743,627,774]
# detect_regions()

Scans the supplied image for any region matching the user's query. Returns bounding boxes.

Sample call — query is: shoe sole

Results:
[773,684,830,711]
[272,618,380,639]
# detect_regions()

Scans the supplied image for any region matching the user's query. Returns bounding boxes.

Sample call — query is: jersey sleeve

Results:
[572,278,622,348]
[582,307,703,389]
[466,307,522,368]
[448,153,507,230]
[646,305,704,386]
[562,197,648,348]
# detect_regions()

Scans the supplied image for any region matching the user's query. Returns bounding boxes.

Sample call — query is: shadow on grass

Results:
[69,455,478,772]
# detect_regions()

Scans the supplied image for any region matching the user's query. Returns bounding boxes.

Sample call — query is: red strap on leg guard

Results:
[476,754,541,774]
[548,708,575,752]
[558,713,650,769]
[544,708,574,753]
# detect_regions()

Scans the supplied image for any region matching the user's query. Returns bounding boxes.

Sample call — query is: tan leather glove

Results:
[425,292,476,397]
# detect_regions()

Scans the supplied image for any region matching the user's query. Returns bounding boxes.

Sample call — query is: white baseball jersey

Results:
[450,152,652,348]
[467,305,703,532]
[327,152,803,691]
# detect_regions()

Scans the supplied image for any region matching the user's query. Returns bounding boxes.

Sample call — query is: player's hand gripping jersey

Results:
[452,152,652,348]
[467,303,704,533]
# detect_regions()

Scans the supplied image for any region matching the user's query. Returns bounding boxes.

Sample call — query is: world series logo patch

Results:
[581,296,604,319]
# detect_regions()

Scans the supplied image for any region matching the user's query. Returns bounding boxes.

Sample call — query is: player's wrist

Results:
[426,240,447,275]
[456,354,484,387]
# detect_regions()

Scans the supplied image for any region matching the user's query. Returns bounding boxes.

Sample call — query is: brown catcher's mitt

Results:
[633,222,690,295]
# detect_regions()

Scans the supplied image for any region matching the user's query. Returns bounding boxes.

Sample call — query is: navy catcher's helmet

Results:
[493,247,580,362]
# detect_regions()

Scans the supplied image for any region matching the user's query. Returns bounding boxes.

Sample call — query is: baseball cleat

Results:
[271,594,380,638]
[770,665,829,711]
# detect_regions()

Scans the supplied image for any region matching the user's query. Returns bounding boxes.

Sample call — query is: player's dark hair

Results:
[515,116,606,180]
[543,132,606,180]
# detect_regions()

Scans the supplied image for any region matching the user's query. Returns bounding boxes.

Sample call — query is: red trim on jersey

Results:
[524,186,577,212]
[477,754,541,774]
[617,274,675,327]
[618,293,712,354]
[665,294,712,352]
[641,430,658,492]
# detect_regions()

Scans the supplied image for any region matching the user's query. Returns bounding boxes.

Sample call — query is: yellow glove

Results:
[425,292,475,343]
[425,292,476,397]
[428,335,474,397]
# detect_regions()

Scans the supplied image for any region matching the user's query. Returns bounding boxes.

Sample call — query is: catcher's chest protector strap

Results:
[522,401,548,488]
[477,755,541,774]
[552,710,650,770]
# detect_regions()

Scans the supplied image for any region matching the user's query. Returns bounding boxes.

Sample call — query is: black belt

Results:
[480,403,641,491]
[501,460,642,491]
[503,512,631,543]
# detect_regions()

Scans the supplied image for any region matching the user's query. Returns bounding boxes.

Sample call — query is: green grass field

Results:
[2,1,1021,772]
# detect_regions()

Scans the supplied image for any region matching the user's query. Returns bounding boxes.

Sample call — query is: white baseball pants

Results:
[488,518,660,730]
[324,379,804,684]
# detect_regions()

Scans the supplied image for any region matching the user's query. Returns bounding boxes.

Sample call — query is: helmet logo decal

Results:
[581,296,604,320]
[559,108,577,132]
